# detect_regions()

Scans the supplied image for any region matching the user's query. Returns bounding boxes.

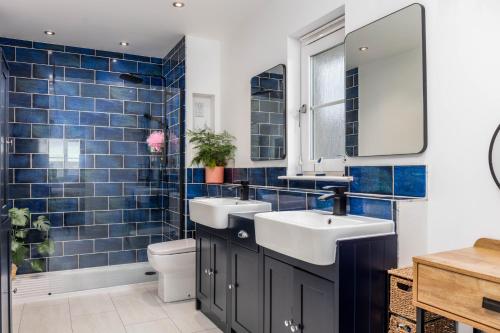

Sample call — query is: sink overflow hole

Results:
[145,271,157,276]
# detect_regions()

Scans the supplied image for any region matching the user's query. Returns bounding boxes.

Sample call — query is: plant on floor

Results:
[9,208,55,274]
[187,129,237,184]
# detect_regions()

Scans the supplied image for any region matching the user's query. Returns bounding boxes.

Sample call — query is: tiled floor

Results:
[12,283,221,333]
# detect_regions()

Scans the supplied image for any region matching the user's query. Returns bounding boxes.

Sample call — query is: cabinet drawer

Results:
[229,217,257,252]
[416,264,500,330]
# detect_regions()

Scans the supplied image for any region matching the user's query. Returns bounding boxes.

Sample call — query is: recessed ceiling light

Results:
[172,2,185,8]
[44,30,55,36]
[359,46,369,51]
[119,41,129,46]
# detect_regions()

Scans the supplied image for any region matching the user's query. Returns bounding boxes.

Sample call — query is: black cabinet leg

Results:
[416,308,425,333]
[473,329,482,333]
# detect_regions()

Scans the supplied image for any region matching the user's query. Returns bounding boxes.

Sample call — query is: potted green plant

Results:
[188,129,236,184]
[9,208,55,278]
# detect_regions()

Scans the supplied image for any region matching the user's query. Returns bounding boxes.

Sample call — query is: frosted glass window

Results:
[312,104,345,159]
[312,45,345,106]
[310,43,345,159]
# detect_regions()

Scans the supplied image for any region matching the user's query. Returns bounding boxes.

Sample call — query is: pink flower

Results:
[147,131,165,153]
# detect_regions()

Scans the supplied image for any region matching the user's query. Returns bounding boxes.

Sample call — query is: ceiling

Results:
[0,0,265,57]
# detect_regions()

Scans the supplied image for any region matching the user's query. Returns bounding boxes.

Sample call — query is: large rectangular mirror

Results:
[251,64,286,161]
[345,4,426,157]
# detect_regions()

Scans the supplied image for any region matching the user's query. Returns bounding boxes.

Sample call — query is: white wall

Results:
[220,0,345,168]
[185,35,222,165]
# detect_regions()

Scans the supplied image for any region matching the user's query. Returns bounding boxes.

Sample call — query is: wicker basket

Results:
[388,267,439,322]
[389,315,456,333]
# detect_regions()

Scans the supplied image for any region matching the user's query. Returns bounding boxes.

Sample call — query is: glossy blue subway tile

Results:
[81,55,108,70]
[64,212,94,226]
[16,78,48,94]
[48,198,78,212]
[32,124,64,138]
[16,48,48,64]
[64,183,94,197]
[192,168,205,183]
[14,198,47,213]
[32,184,63,198]
[138,63,162,76]
[53,81,79,96]
[307,193,334,212]
[95,238,122,252]
[84,140,109,154]
[33,42,64,52]
[256,188,278,210]
[95,210,122,224]
[110,169,138,182]
[65,67,94,83]
[49,227,79,241]
[124,54,150,63]
[65,96,94,111]
[0,37,32,47]
[31,154,50,168]
[109,223,136,237]
[79,225,108,239]
[124,128,147,141]
[394,165,426,197]
[80,112,109,126]
[49,110,79,125]
[79,197,108,211]
[9,184,30,199]
[95,99,123,114]
[50,52,80,67]
[109,250,136,265]
[206,184,221,197]
[81,83,109,98]
[1,46,15,61]
[110,141,137,155]
[278,191,307,211]
[64,240,93,255]
[33,94,65,109]
[80,169,109,182]
[32,64,64,80]
[249,168,266,186]
[15,108,48,124]
[79,253,108,268]
[111,59,137,73]
[137,195,159,209]
[95,71,122,86]
[9,92,31,107]
[233,168,248,182]
[96,155,123,168]
[95,183,123,196]
[8,62,31,78]
[15,138,48,153]
[123,156,149,169]
[349,197,392,220]
[110,86,137,101]
[65,125,94,140]
[124,101,149,115]
[10,123,31,138]
[266,167,287,187]
[123,209,149,223]
[187,184,206,199]
[48,256,78,271]
[349,166,393,195]
[123,236,149,250]
[65,46,95,55]
[109,196,137,210]
[9,154,30,168]
[96,50,123,59]
[95,127,123,141]
[47,169,79,183]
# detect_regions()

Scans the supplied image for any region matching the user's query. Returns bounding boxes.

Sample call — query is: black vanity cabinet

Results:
[196,227,229,327]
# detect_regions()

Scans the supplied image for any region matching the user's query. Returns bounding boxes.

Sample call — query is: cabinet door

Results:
[196,230,211,304]
[210,235,228,323]
[264,257,294,333]
[231,245,259,333]
[292,269,335,332]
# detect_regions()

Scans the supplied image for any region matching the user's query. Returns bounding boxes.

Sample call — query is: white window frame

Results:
[300,17,346,172]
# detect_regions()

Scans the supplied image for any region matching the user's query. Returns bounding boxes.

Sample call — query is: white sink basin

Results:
[254,210,395,265]
[189,198,272,229]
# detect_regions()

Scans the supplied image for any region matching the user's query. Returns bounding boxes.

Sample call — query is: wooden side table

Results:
[413,239,500,333]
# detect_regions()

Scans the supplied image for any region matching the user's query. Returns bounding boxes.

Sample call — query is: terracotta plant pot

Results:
[205,166,224,184]
[11,264,17,280]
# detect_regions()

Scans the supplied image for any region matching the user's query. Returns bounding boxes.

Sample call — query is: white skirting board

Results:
[12,262,157,302]
[395,199,428,267]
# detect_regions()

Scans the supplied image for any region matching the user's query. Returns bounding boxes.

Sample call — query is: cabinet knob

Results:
[228,284,233,290]
[284,320,291,327]
[208,269,214,276]
[290,325,299,332]
[238,230,249,239]
[204,269,209,275]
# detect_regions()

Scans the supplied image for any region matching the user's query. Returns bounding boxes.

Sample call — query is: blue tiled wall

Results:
[162,38,187,240]
[345,68,359,156]
[1,37,168,274]
[186,165,426,225]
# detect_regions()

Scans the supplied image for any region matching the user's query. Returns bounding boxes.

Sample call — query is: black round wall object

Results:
[489,124,500,189]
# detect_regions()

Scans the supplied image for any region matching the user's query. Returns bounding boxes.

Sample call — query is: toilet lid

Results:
[148,238,196,255]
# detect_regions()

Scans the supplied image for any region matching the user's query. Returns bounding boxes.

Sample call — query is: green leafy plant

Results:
[188,129,236,167]
[9,208,55,273]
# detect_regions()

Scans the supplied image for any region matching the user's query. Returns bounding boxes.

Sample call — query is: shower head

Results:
[120,73,144,84]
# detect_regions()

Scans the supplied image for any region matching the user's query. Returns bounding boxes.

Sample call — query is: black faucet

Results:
[318,185,348,215]
[231,180,250,201]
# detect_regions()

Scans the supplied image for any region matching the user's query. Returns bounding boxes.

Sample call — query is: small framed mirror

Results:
[345,4,427,157]
[489,124,500,189]
[250,64,286,161]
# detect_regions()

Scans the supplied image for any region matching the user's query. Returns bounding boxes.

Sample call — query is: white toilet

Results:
[147,238,196,302]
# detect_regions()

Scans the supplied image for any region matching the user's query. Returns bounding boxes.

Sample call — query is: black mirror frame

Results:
[344,3,428,157]
[489,124,500,189]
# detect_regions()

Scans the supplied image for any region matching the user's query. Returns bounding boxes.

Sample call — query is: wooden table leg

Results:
[416,308,425,333]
